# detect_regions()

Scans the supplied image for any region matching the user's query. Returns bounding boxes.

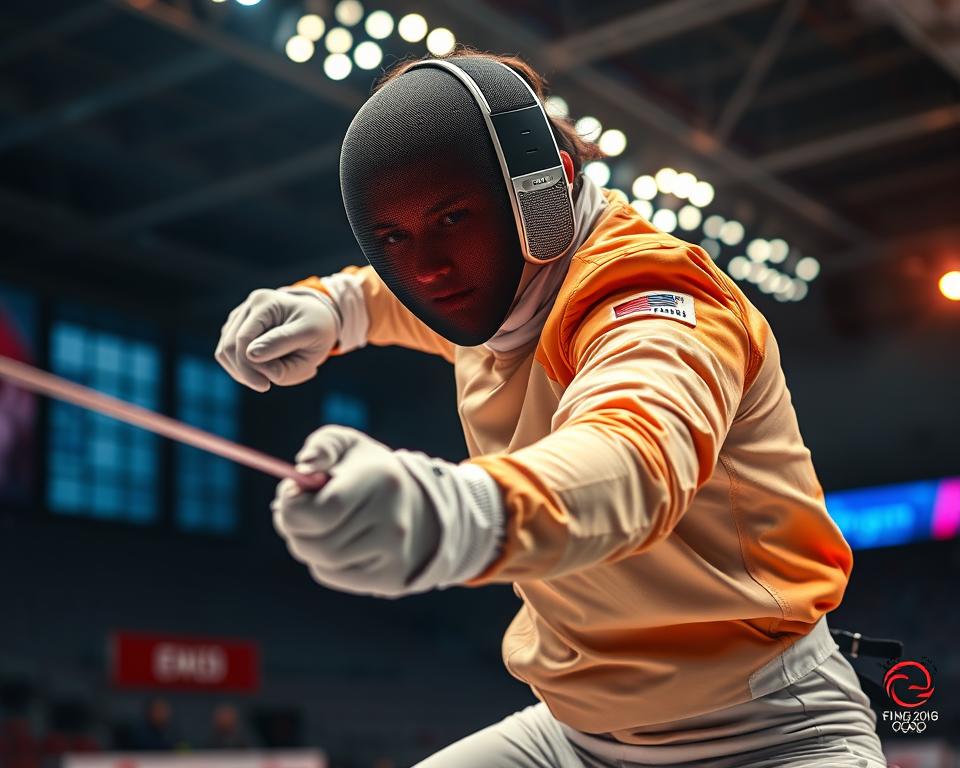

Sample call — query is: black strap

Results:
[830,628,903,660]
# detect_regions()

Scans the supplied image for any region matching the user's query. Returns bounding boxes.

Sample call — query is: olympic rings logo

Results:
[891,720,928,734]
[883,660,935,708]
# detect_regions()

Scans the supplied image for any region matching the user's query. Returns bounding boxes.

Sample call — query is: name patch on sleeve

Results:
[612,290,697,327]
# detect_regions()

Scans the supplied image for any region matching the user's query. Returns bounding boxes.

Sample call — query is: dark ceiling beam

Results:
[713,0,806,141]
[0,185,264,286]
[0,50,222,153]
[439,0,871,246]
[861,0,960,84]
[101,140,341,235]
[0,3,113,65]
[110,0,365,112]
[543,0,777,72]
[757,104,960,174]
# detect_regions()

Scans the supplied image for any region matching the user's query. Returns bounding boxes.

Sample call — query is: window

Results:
[175,355,239,533]
[47,322,160,523]
[321,391,369,431]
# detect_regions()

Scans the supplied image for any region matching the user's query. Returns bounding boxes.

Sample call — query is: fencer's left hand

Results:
[271,426,504,598]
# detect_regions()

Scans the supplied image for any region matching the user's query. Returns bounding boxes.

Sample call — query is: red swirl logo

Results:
[884,660,935,708]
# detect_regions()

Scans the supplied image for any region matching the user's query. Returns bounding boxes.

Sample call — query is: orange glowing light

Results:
[939,270,960,301]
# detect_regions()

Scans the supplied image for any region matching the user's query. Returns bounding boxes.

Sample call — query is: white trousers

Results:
[414,648,889,768]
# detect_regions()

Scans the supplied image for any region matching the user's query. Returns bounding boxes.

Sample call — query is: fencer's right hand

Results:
[215,288,340,392]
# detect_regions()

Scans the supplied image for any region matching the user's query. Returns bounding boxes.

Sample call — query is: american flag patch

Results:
[612,290,696,327]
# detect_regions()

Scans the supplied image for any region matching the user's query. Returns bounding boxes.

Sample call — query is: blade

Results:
[0,354,327,491]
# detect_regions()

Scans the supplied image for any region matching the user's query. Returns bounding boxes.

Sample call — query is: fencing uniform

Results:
[294,183,889,767]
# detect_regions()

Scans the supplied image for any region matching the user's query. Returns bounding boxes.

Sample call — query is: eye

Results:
[440,209,468,226]
[381,230,409,245]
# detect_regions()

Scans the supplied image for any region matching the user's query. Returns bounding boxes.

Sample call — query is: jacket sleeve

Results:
[464,248,756,583]
[293,265,456,363]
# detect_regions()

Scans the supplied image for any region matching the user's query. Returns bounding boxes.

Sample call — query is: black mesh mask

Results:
[339,65,529,347]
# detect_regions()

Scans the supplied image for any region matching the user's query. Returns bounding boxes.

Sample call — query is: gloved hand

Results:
[214,287,341,392]
[272,426,504,598]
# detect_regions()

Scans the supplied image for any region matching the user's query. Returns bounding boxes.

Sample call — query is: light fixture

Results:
[939,270,960,301]
[575,116,602,142]
[598,129,627,157]
[719,220,745,247]
[353,40,383,69]
[677,205,702,231]
[795,256,821,281]
[655,167,677,195]
[285,35,315,63]
[426,27,456,55]
[544,95,569,118]
[583,161,611,186]
[324,52,353,80]
[689,180,715,208]
[365,10,394,39]
[652,208,678,233]
[398,13,428,42]
[631,175,657,200]
[325,27,353,54]
[297,14,325,41]
[334,0,364,26]
[630,199,653,219]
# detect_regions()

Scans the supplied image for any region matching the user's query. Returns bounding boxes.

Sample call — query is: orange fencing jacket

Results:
[295,188,853,740]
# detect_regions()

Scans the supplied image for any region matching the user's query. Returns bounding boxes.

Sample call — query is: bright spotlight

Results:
[354,40,383,69]
[719,220,745,247]
[631,199,653,219]
[747,262,769,284]
[940,270,960,301]
[795,256,821,281]
[365,10,394,39]
[583,161,611,186]
[398,13,428,42]
[655,167,677,195]
[598,129,627,157]
[545,95,569,118]
[236,0,261,6]
[325,27,353,54]
[759,270,780,294]
[703,214,724,239]
[746,238,771,262]
[426,27,456,55]
[768,238,789,263]
[652,208,678,233]
[297,14,325,41]
[575,116,602,142]
[677,205,702,231]
[324,52,353,80]
[631,175,657,200]
[689,180,715,208]
[727,256,750,280]
[334,0,364,26]
[285,35,315,63]
[672,172,697,199]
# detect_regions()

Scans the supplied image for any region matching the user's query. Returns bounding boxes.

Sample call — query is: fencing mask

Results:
[339,56,576,346]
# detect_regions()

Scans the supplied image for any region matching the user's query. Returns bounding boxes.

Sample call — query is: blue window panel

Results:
[47,321,160,524]
[321,392,369,431]
[174,355,239,534]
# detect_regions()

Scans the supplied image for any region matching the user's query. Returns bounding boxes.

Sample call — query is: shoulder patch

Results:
[612,290,697,327]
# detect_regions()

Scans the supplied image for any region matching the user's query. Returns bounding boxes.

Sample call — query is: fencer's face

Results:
[364,166,524,344]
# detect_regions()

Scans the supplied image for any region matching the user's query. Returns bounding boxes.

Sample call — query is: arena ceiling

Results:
[0,0,957,334]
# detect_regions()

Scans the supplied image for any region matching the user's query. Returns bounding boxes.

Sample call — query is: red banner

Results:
[110,631,260,692]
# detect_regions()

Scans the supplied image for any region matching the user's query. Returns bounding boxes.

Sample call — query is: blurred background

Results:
[0,0,958,766]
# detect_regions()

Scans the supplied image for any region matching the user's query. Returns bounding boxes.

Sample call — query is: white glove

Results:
[214,287,340,392]
[271,426,504,599]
